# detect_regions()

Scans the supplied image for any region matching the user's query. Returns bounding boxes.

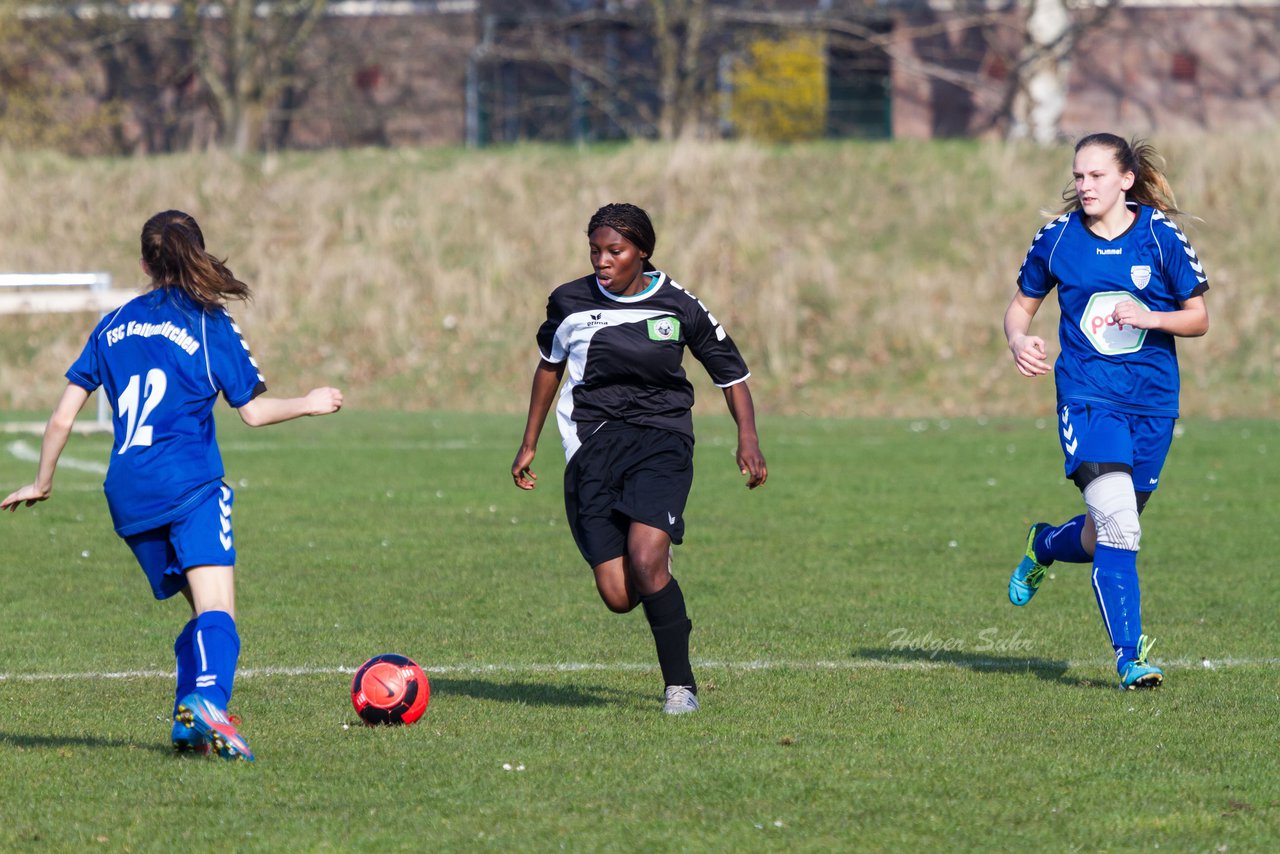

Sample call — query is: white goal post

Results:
[1,273,135,433]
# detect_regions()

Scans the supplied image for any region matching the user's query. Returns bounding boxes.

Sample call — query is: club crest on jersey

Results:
[1130,265,1151,290]
[647,316,680,341]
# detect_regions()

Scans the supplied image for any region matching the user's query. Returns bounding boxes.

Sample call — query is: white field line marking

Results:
[6,439,108,475]
[218,440,493,452]
[2,656,1277,683]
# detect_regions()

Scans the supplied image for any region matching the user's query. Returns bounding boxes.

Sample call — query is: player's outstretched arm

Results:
[1,383,91,512]
[723,382,767,489]
[512,359,564,491]
[237,387,343,428]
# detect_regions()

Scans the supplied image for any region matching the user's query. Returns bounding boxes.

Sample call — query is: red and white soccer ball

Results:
[351,653,430,726]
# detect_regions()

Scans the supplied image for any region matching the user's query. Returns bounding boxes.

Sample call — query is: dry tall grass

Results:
[1,135,1274,418]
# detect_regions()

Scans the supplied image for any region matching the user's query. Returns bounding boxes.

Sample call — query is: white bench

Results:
[1,273,136,433]
[0,273,133,315]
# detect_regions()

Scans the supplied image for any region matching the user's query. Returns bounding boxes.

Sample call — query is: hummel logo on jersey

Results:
[1060,406,1078,455]
[219,486,233,550]
[1096,248,1122,255]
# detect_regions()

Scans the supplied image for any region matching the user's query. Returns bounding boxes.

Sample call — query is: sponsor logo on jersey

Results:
[1096,247,1123,256]
[1130,265,1151,289]
[1080,291,1148,355]
[647,316,680,341]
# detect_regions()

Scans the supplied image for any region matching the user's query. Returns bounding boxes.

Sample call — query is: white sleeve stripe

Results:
[222,309,266,387]
[95,304,129,340]
[713,372,751,389]
[1046,216,1071,270]
[202,313,216,392]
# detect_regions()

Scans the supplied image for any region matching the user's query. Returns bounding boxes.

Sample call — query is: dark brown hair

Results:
[140,210,251,308]
[587,203,657,272]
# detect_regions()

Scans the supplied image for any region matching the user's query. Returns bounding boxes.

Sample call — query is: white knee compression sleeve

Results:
[1083,471,1142,551]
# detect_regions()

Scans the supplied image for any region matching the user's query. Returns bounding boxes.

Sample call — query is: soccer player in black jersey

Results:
[512,203,767,714]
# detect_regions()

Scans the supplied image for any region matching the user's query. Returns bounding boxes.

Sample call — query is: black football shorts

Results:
[563,422,694,567]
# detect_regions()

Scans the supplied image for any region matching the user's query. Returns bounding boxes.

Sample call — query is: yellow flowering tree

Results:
[731,33,828,142]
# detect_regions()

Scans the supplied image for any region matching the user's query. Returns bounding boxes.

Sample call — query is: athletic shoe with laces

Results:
[1119,634,1164,690]
[1008,522,1052,606]
[175,693,255,762]
[662,685,699,715]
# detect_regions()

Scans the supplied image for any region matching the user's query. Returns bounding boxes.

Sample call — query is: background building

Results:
[1,0,1276,155]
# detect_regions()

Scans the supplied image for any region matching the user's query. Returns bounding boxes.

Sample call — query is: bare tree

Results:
[177,0,329,153]
[472,0,1127,144]
[1004,0,1121,143]
[1006,0,1072,142]
[796,0,1121,142]
[0,1,124,152]
[648,0,713,140]
[468,0,723,142]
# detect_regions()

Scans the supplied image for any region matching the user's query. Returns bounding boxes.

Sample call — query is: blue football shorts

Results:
[563,423,694,568]
[1057,402,1176,493]
[123,483,236,600]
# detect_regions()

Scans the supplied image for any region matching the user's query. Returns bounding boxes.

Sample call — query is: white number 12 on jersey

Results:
[117,368,168,454]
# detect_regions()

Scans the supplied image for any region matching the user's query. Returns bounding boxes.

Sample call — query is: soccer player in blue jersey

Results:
[511,203,767,714]
[2,210,343,759]
[1003,134,1210,689]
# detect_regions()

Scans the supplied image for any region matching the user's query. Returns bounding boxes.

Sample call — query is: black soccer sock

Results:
[641,577,696,693]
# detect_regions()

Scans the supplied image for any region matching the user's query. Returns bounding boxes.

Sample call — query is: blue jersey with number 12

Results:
[67,288,266,536]
[1017,202,1209,418]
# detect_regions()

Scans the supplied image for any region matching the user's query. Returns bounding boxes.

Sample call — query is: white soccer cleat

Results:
[662,685,699,715]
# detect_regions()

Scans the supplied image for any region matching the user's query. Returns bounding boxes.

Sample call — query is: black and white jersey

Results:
[537,271,750,460]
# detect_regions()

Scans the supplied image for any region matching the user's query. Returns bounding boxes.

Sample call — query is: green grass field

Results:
[2,411,1277,851]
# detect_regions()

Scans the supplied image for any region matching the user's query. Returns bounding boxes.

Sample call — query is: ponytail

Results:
[140,210,251,308]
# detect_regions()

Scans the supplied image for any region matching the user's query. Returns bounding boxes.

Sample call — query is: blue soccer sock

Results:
[1090,544,1142,671]
[173,618,198,717]
[192,610,241,709]
[1034,515,1093,565]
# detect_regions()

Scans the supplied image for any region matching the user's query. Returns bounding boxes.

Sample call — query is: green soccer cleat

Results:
[1008,522,1051,606]
[1119,635,1164,690]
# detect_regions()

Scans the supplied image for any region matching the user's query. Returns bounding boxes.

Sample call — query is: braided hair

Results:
[140,210,251,308]
[587,203,657,272]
